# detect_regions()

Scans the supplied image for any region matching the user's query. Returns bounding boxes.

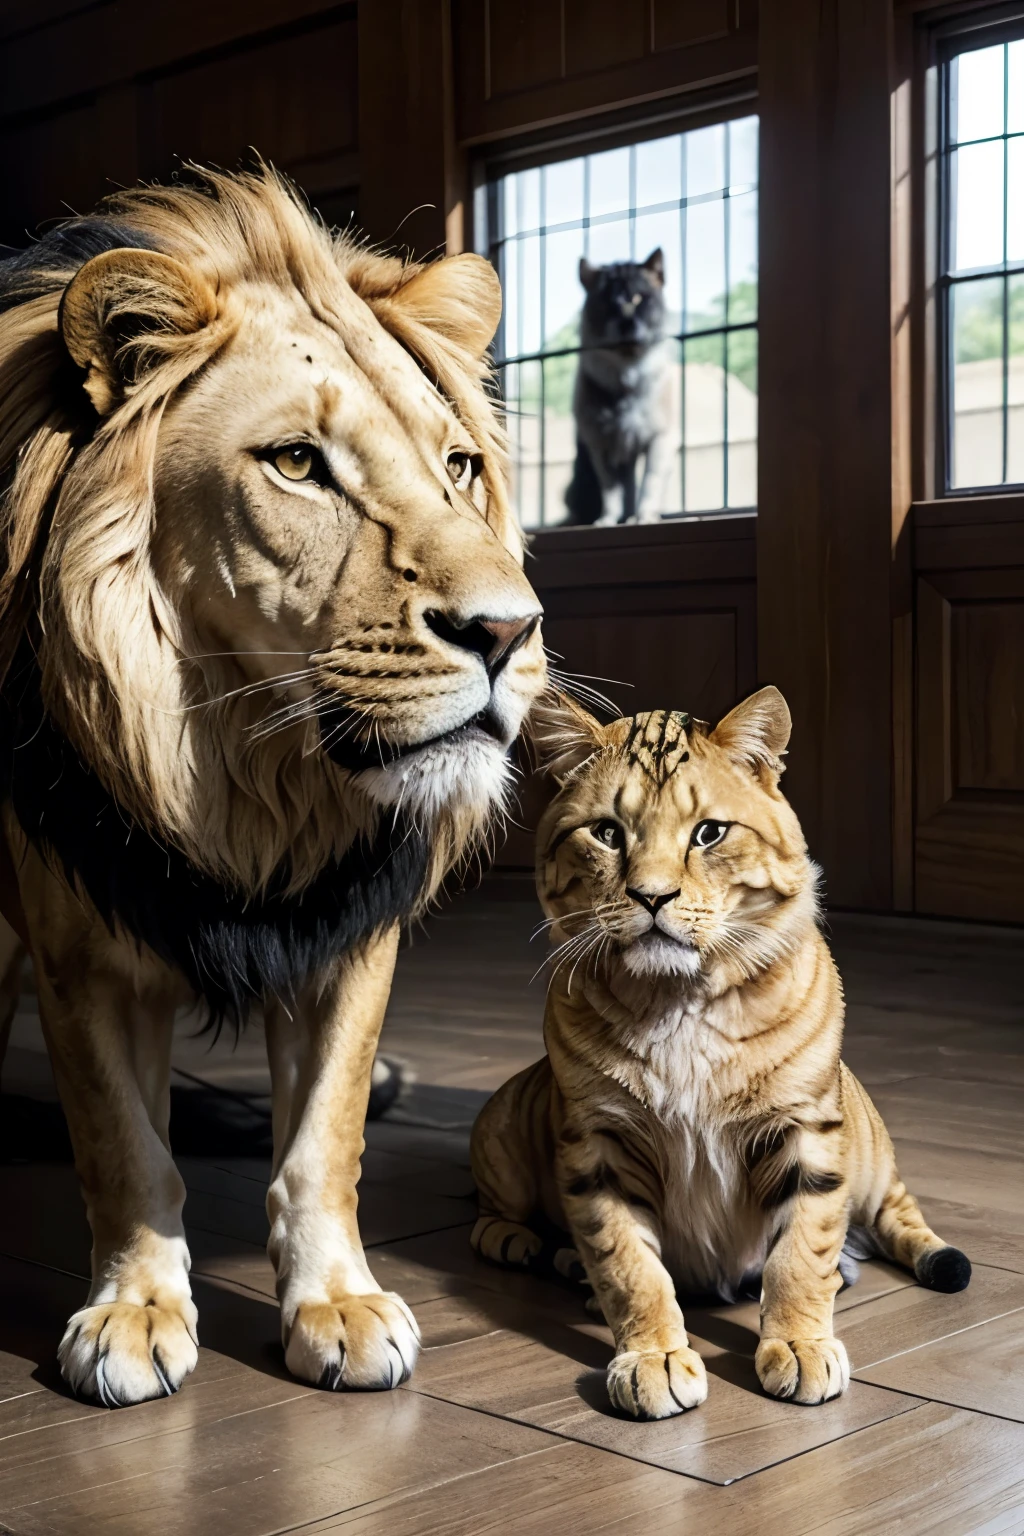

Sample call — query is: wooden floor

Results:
[2,898,1024,1534]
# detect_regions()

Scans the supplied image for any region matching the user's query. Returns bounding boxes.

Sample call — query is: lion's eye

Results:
[692,820,729,850]
[447,450,481,491]
[591,819,625,851]
[273,445,316,481]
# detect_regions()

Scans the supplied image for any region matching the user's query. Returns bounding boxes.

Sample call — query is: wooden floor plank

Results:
[406,1291,920,1485]
[836,1263,1024,1371]
[303,1404,1024,1536]
[856,1307,1024,1422]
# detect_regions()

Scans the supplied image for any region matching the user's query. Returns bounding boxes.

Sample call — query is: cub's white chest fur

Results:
[617,996,771,1300]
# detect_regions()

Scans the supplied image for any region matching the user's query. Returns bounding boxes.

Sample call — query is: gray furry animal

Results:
[564,248,673,525]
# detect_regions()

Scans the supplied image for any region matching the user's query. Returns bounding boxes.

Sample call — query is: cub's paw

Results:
[756,1336,850,1404]
[470,1216,543,1269]
[607,1346,708,1420]
[58,1298,199,1408]
[285,1291,419,1391]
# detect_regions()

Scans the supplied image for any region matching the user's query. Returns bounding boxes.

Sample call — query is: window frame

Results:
[931,5,1024,499]
[470,86,759,534]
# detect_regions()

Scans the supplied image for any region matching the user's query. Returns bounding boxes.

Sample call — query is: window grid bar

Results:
[539,165,547,528]
[487,118,759,526]
[491,183,758,246]
[940,38,1023,493]
[723,121,732,509]
[1002,43,1010,484]
[681,130,689,512]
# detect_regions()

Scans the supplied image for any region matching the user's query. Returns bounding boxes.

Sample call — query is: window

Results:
[941,35,1024,491]
[480,114,759,529]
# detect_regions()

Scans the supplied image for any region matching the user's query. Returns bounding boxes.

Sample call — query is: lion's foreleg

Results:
[20,854,197,1406]
[264,923,419,1391]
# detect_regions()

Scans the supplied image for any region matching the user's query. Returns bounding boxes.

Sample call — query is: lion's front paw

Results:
[607,1345,708,1420]
[284,1291,420,1391]
[58,1298,199,1407]
[756,1336,850,1404]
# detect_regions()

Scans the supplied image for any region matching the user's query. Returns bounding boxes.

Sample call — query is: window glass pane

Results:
[950,276,1004,489]
[685,197,726,332]
[513,235,543,355]
[685,124,726,199]
[544,226,585,346]
[728,189,758,320]
[543,353,577,526]
[951,139,1005,271]
[500,364,522,521]
[1008,136,1024,262]
[544,157,585,230]
[482,112,758,527]
[587,146,631,219]
[633,208,683,322]
[1009,41,1024,135]
[953,45,1005,145]
[500,245,518,363]
[726,330,758,507]
[586,215,632,267]
[502,177,518,240]
[517,168,541,237]
[683,333,725,512]
[1009,273,1024,483]
[513,359,542,523]
[636,133,681,209]
[729,115,759,190]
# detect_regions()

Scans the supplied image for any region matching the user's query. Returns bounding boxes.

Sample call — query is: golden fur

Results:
[0,165,547,1407]
[471,690,971,1417]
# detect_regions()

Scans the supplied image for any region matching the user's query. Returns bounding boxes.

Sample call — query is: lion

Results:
[0,166,546,1407]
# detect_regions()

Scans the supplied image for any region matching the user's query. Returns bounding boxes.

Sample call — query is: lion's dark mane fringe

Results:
[0,658,430,1029]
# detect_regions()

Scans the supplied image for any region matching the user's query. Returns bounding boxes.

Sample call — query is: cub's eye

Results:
[691,820,729,851]
[268,444,323,483]
[591,819,625,851]
[447,450,482,491]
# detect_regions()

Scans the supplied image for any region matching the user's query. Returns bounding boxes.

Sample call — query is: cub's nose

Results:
[425,610,542,678]
[626,888,681,919]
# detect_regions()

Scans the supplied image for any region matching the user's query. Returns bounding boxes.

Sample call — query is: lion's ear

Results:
[529,691,607,782]
[389,253,502,358]
[711,686,792,780]
[60,248,218,415]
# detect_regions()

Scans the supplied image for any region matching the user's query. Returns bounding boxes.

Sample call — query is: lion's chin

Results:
[355,728,512,828]
[620,932,702,980]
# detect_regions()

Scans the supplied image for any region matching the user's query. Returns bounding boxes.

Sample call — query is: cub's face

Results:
[150,265,545,823]
[536,692,814,982]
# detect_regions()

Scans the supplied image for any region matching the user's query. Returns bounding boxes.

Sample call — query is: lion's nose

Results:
[425,610,541,678]
[626,888,681,919]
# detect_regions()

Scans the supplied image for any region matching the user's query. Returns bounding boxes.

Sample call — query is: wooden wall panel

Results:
[494,518,757,868]
[453,0,756,147]
[757,0,896,909]
[139,20,358,186]
[650,0,731,51]
[0,2,358,248]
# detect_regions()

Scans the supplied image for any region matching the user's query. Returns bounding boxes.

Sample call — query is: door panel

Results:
[913,506,1024,923]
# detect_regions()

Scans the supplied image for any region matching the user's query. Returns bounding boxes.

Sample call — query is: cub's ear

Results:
[60,247,218,415]
[642,247,665,285]
[529,691,607,782]
[579,257,598,292]
[711,686,791,780]
[389,253,502,358]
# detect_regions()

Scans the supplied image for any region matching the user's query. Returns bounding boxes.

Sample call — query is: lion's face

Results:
[151,274,544,824]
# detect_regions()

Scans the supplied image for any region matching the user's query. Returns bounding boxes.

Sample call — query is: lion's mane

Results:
[0,168,514,903]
